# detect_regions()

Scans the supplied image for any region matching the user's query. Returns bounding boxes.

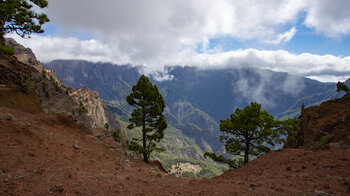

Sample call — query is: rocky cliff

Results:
[3,38,119,130]
[285,92,350,149]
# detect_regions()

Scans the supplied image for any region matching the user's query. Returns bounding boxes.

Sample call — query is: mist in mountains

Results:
[44,60,340,153]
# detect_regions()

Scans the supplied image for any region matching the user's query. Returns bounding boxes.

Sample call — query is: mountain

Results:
[44,60,341,154]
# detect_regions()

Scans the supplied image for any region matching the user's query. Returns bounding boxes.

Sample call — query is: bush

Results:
[0,44,15,55]
[320,134,335,145]
[104,123,109,129]
[112,128,123,142]
[42,67,47,78]
[78,101,87,115]
[20,79,34,93]
[182,171,195,178]
[42,82,49,97]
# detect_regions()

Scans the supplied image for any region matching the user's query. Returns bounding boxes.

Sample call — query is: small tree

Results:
[0,0,49,40]
[205,102,289,167]
[336,81,350,94]
[127,75,167,163]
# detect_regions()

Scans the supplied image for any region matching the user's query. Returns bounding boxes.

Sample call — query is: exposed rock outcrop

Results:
[3,38,120,130]
[5,38,42,72]
[285,93,350,149]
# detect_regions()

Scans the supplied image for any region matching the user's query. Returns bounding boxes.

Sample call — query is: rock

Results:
[315,189,329,196]
[72,143,79,149]
[249,183,262,189]
[0,113,14,121]
[133,166,141,171]
[27,153,35,157]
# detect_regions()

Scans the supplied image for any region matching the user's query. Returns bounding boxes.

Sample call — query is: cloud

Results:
[6,0,350,82]
[264,27,297,44]
[304,0,350,38]
[8,34,350,83]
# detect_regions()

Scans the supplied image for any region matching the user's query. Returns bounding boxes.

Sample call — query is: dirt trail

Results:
[1,107,349,195]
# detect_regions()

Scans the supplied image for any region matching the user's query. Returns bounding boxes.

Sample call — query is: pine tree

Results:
[0,0,49,41]
[205,102,296,167]
[127,75,167,163]
[336,81,350,94]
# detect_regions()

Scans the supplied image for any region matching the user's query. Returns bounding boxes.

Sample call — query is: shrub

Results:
[104,123,109,129]
[0,44,15,55]
[20,79,34,93]
[320,134,335,145]
[42,67,47,78]
[42,82,49,97]
[78,101,87,115]
[182,171,195,178]
[112,128,123,142]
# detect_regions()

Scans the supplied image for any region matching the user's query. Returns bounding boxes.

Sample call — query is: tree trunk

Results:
[142,112,148,163]
[244,139,250,163]
[0,20,5,45]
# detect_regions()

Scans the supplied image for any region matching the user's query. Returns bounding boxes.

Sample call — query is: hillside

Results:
[285,93,350,149]
[2,40,225,178]
[4,38,119,131]
[1,106,349,195]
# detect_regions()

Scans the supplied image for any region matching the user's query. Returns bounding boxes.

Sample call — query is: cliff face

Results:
[5,38,42,72]
[285,93,350,149]
[4,38,119,130]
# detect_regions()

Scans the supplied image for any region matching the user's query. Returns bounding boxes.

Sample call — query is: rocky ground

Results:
[1,106,349,195]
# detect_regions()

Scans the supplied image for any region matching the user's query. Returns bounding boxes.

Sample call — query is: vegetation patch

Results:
[320,134,335,145]
[0,44,15,55]
[112,128,123,142]
[78,101,88,115]
[20,79,34,93]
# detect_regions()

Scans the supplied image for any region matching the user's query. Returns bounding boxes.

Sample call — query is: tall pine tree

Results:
[127,75,167,163]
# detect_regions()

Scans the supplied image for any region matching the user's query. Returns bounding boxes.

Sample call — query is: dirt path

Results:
[0,107,349,195]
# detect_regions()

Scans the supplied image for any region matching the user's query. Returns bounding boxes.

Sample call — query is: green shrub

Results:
[42,67,47,78]
[182,171,195,178]
[20,79,34,93]
[104,123,110,129]
[78,101,87,115]
[42,82,49,97]
[53,81,62,92]
[112,128,123,142]
[0,44,15,55]
[320,134,335,145]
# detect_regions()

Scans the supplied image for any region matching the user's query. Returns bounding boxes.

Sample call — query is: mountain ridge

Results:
[44,59,341,155]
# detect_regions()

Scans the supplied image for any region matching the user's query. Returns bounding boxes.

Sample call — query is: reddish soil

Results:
[0,87,42,114]
[1,107,350,195]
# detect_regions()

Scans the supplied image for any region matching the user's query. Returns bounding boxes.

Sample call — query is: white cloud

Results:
[264,27,297,44]
[6,0,350,82]
[8,34,350,83]
[304,0,350,38]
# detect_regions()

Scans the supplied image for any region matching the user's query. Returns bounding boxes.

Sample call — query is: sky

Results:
[8,0,350,82]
